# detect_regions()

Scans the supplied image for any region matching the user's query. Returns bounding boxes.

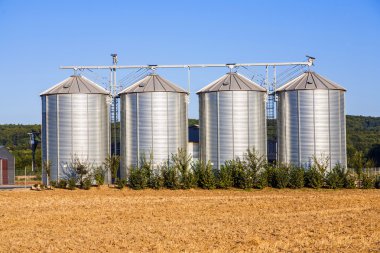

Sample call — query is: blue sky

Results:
[0,0,379,123]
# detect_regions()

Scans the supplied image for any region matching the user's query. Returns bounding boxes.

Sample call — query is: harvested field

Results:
[0,188,379,252]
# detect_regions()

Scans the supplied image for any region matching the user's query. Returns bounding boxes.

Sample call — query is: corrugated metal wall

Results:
[120,92,188,177]
[42,94,110,182]
[277,89,347,168]
[199,91,266,169]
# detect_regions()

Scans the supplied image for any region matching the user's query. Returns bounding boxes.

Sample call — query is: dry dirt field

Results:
[0,188,379,253]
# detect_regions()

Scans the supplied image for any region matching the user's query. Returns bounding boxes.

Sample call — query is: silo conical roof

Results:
[197,72,266,93]
[118,74,188,95]
[40,75,110,96]
[276,71,346,92]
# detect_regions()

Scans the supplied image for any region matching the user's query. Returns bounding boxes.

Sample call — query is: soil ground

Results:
[0,187,379,252]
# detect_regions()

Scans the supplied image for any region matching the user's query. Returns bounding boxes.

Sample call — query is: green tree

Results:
[69,157,92,189]
[104,154,120,184]
[192,160,215,189]
[171,148,194,189]
[288,166,304,189]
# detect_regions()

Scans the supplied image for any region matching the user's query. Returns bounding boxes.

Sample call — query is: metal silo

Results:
[41,75,111,183]
[197,72,267,169]
[276,71,347,169]
[119,74,188,178]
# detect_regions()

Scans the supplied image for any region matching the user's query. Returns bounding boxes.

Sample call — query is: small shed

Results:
[0,146,15,185]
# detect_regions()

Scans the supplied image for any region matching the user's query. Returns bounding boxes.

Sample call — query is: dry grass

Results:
[0,188,379,253]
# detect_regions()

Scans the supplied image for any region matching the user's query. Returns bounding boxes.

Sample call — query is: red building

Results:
[0,146,15,185]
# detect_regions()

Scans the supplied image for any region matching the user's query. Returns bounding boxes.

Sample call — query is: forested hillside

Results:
[0,124,41,172]
[346,115,380,159]
[0,115,379,171]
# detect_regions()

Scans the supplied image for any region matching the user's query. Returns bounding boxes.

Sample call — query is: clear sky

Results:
[0,0,379,124]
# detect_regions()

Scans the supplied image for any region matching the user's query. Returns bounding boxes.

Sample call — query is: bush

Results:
[375,176,380,189]
[305,167,324,189]
[93,166,105,186]
[68,158,91,188]
[82,177,92,190]
[172,148,195,189]
[57,179,67,189]
[192,160,215,189]
[244,149,266,188]
[273,166,290,189]
[254,169,268,189]
[50,180,57,188]
[128,167,148,190]
[304,154,330,189]
[104,155,120,184]
[231,159,254,189]
[162,164,180,189]
[264,165,276,188]
[148,168,164,189]
[344,170,357,189]
[326,165,345,189]
[116,178,127,189]
[289,166,304,189]
[361,173,375,189]
[67,178,76,190]
[215,164,233,189]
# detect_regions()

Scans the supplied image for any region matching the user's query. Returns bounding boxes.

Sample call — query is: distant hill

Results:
[0,115,379,170]
[346,115,380,153]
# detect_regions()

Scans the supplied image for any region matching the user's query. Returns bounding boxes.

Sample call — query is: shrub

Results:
[172,148,195,189]
[74,161,90,188]
[254,169,268,189]
[192,160,215,189]
[82,177,92,190]
[148,168,164,189]
[375,176,380,189]
[326,165,345,189]
[93,166,105,186]
[289,166,304,189]
[244,149,266,187]
[349,151,365,178]
[361,173,375,189]
[215,163,233,189]
[303,155,329,189]
[67,178,76,190]
[231,159,252,189]
[273,166,290,189]
[305,167,324,189]
[264,164,276,188]
[128,167,148,190]
[116,178,127,189]
[104,155,120,184]
[162,164,180,189]
[50,180,57,188]
[57,179,67,189]
[344,169,357,189]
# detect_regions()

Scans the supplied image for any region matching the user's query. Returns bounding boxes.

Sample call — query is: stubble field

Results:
[0,187,379,252]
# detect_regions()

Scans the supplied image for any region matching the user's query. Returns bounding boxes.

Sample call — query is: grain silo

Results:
[119,74,188,178]
[197,72,267,169]
[276,71,347,169]
[41,75,111,183]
